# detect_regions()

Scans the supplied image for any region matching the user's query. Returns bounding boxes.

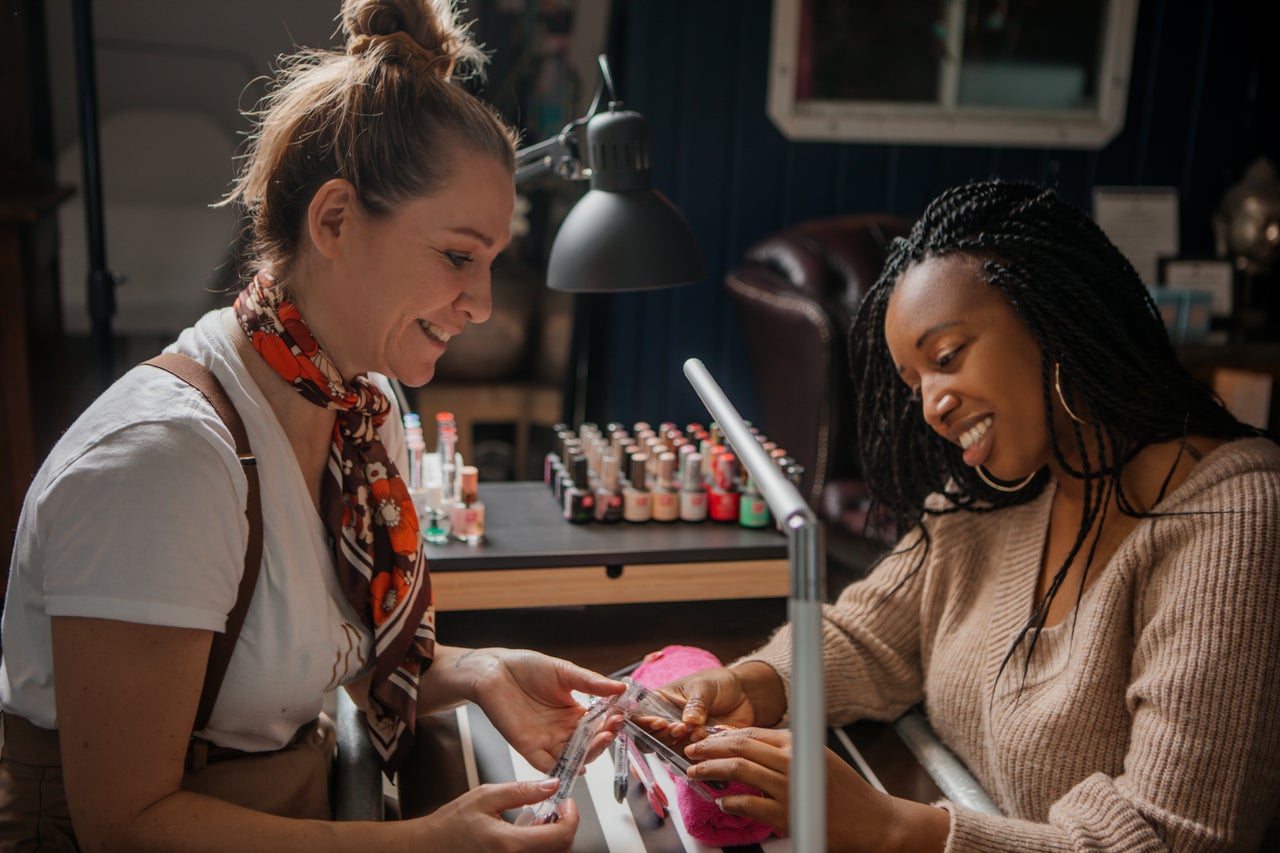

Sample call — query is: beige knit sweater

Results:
[749,437,1280,851]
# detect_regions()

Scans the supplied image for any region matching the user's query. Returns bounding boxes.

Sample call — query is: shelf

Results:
[410,381,562,476]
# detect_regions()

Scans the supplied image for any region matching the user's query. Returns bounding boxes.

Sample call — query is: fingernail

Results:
[538,778,560,791]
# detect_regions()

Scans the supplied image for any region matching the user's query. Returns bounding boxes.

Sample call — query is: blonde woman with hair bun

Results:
[0,0,625,849]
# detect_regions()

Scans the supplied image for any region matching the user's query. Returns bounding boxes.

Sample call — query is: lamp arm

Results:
[514,54,621,189]
[515,121,588,186]
[514,134,570,184]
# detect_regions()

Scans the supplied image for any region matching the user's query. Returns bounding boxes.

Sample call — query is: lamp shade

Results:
[547,188,704,292]
[545,108,704,292]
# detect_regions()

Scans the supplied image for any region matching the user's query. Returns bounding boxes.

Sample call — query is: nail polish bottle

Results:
[779,463,805,531]
[553,439,580,503]
[594,455,624,523]
[678,452,708,522]
[646,442,668,486]
[738,470,770,528]
[705,445,726,491]
[677,443,697,481]
[451,465,485,544]
[709,452,741,522]
[545,425,571,487]
[623,453,652,522]
[563,456,595,524]
[786,463,805,494]
[422,481,450,545]
[651,452,679,522]
[437,422,458,508]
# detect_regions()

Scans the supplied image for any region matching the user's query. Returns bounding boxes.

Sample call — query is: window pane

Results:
[957,0,1106,110]
[806,0,947,103]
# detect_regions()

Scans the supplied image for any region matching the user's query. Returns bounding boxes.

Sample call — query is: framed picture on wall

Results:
[765,0,1140,148]
[1158,257,1235,319]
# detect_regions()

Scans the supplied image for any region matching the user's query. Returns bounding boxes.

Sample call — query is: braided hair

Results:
[848,179,1265,681]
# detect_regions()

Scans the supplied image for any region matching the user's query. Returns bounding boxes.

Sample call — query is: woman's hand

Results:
[463,648,627,773]
[684,727,949,853]
[646,661,786,742]
[410,778,579,853]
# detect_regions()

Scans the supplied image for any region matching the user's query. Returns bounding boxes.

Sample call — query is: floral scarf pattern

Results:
[234,272,433,771]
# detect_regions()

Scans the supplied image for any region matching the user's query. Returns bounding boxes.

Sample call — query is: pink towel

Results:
[632,645,778,846]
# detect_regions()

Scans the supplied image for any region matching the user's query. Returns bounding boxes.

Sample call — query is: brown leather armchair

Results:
[725,214,912,581]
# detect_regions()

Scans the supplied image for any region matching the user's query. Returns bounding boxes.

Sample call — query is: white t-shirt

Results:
[0,308,398,752]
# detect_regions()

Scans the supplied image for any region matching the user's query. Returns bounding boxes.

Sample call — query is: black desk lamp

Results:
[514,55,704,426]
[515,55,704,293]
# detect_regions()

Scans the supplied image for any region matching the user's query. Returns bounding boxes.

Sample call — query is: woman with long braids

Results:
[650,180,1280,850]
[0,0,623,849]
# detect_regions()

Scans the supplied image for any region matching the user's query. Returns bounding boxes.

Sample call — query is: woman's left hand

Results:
[684,727,949,853]
[465,648,627,774]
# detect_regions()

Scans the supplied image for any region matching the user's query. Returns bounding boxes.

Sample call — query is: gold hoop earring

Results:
[1054,362,1089,426]
[975,465,1036,492]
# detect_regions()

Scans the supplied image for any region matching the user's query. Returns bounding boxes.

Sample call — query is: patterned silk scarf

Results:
[234,272,434,771]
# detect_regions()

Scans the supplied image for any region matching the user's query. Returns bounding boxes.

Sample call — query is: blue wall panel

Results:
[589,0,1278,432]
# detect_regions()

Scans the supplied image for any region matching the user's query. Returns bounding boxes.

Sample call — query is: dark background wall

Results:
[589,0,1280,431]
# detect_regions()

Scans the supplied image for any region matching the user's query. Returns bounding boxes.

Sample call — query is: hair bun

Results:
[347,30,455,78]
[340,0,486,79]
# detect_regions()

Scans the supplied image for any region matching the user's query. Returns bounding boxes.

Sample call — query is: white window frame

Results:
[766,0,1141,149]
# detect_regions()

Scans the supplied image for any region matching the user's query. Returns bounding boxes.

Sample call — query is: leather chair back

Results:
[725,214,912,507]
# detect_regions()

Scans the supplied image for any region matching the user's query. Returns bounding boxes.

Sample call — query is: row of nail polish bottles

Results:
[544,419,803,529]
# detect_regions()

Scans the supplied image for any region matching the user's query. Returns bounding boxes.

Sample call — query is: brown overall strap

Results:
[143,353,262,733]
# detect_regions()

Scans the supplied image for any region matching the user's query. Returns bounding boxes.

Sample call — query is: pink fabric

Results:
[632,645,778,846]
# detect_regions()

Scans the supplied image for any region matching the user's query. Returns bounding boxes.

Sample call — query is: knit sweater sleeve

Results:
[740,526,935,725]
[943,463,1280,852]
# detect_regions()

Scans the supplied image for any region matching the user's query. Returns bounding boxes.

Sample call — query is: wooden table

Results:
[424,482,790,611]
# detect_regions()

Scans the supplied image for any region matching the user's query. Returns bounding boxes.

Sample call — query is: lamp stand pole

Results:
[683,358,827,853]
[70,0,115,391]
[561,293,593,428]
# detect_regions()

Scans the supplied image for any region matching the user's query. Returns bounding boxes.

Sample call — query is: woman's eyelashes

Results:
[902,344,966,405]
[934,343,965,368]
[441,249,474,269]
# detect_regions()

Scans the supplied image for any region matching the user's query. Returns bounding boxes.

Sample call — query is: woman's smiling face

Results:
[883,253,1051,483]
[321,146,515,387]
